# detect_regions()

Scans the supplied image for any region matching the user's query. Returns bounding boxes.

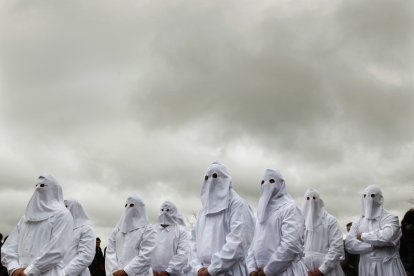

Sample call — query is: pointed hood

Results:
[118,194,149,233]
[302,188,325,231]
[24,173,66,221]
[361,185,384,220]
[64,198,92,229]
[257,169,292,223]
[158,201,186,227]
[200,161,232,214]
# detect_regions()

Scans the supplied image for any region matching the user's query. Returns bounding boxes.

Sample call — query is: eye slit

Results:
[307,197,310,200]
[125,204,127,207]
[129,203,135,207]
[166,209,170,211]
[363,194,366,198]
[212,173,218,178]
[370,194,375,198]
[269,179,275,183]
[313,197,316,200]
[261,180,264,185]
[204,175,208,181]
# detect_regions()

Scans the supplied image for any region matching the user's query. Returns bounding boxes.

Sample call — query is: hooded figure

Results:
[194,161,255,276]
[1,173,74,276]
[105,195,157,276]
[151,201,191,276]
[63,198,95,276]
[247,169,307,276]
[345,185,405,276]
[302,189,345,276]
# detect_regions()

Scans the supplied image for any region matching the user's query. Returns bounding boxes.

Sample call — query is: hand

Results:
[159,272,170,276]
[198,267,211,276]
[113,269,128,276]
[309,269,324,276]
[356,232,363,241]
[257,267,266,276]
[249,271,258,276]
[12,268,26,276]
[153,272,160,276]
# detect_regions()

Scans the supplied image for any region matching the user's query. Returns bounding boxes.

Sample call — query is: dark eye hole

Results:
[125,204,127,207]
[261,180,264,185]
[313,197,316,200]
[269,179,275,183]
[36,183,46,187]
[204,175,208,181]
[166,208,170,211]
[212,173,218,178]
[65,205,68,208]
[306,197,310,200]
[370,194,375,198]
[363,194,366,198]
[161,208,164,211]
[129,203,135,207]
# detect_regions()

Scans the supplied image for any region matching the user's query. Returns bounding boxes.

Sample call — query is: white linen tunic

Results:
[194,190,255,276]
[105,225,157,276]
[247,201,308,276]
[63,224,95,276]
[1,209,73,276]
[345,210,405,276]
[151,224,191,275]
[303,212,345,276]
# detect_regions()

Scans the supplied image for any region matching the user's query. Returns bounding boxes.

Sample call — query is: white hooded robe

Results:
[105,195,157,276]
[1,173,74,276]
[63,198,95,276]
[151,201,191,275]
[194,162,255,276]
[345,185,405,276]
[247,169,308,276]
[302,189,345,276]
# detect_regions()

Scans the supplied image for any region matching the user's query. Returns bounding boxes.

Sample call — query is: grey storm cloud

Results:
[0,0,413,242]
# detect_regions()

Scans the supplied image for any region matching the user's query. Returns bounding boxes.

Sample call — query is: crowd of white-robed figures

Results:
[0,161,408,276]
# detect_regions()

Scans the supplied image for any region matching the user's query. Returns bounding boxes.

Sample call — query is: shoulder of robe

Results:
[51,208,73,221]
[326,212,340,224]
[228,190,246,206]
[380,210,399,225]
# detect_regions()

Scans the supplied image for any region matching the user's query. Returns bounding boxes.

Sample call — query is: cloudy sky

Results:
[1,0,413,244]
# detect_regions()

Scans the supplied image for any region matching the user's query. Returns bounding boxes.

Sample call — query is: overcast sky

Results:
[1,0,413,245]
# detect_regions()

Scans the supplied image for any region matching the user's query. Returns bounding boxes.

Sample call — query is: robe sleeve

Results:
[1,220,22,275]
[246,242,258,273]
[166,226,191,275]
[319,216,345,274]
[24,211,74,276]
[263,206,303,275]
[192,217,203,274]
[64,225,96,276]
[345,218,373,254]
[360,214,401,247]
[123,225,158,276]
[207,198,255,275]
[105,228,120,275]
